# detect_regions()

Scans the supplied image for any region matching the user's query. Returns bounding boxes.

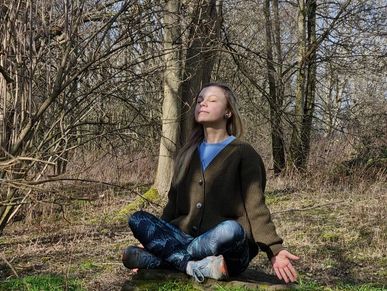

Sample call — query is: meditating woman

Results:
[122,83,299,283]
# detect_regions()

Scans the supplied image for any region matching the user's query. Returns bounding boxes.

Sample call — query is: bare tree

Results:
[153,0,182,196]
[263,0,286,174]
[179,0,223,144]
[0,0,164,233]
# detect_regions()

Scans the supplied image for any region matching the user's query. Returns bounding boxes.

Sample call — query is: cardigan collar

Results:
[193,138,239,177]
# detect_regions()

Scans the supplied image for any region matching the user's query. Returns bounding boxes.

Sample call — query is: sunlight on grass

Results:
[0,274,84,291]
[297,278,385,291]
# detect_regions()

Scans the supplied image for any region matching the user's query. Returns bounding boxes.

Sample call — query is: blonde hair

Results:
[173,83,244,185]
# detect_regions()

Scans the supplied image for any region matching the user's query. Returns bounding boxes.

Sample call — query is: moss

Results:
[320,231,340,242]
[264,194,290,206]
[113,187,160,223]
[79,260,100,271]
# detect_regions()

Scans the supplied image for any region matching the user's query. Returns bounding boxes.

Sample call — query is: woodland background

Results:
[0,0,386,290]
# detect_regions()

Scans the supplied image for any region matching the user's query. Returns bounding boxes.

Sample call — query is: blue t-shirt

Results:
[198,135,236,170]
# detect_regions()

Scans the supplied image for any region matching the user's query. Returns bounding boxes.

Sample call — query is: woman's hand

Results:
[270,250,299,283]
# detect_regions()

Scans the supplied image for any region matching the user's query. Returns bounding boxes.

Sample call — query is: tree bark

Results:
[179,0,222,145]
[300,0,317,167]
[289,0,307,170]
[153,0,182,196]
[263,0,285,175]
[289,0,317,171]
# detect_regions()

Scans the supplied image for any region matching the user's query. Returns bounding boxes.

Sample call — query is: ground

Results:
[0,177,385,290]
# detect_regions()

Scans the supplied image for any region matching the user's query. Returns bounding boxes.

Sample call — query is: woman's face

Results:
[194,86,231,127]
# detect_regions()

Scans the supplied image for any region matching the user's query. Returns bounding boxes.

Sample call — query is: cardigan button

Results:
[198,179,203,185]
[196,202,202,209]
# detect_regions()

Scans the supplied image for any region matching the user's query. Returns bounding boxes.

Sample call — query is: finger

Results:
[285,252,300,260]
[288,263,298,281]
[283,266,295,282]
[274,267,282,280]
[279,268,289,283]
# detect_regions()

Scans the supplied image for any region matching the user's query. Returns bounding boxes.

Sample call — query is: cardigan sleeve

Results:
[160,183,177,222]
[240,143,284,259]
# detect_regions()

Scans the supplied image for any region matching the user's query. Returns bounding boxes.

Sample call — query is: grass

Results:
[214,284,263,291]
[296,279,385,291]
[0,274,84,291]
[156,280,201,291]
[0,172,385,290]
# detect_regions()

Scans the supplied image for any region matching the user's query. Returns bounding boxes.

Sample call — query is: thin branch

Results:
[0,65,15,83]
[0,253,19,278]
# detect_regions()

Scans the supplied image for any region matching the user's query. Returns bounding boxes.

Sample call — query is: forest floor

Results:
[0,176,385,290]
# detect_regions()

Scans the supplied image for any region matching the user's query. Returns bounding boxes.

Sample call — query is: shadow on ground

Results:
[122,268,295,290]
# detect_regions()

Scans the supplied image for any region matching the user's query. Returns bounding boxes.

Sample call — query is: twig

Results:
[0,201,28,206]
[0,156,56,167]
[25,177,162,207]
[0,253,19,277]
[272,200,346,215]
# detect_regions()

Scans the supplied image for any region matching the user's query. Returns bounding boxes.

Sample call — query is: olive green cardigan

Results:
[161,139,284,259]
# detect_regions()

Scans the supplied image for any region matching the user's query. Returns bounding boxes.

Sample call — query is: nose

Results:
[199,99,207,107]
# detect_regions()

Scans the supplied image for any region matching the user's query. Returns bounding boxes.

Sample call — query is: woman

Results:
[123,83,299,283]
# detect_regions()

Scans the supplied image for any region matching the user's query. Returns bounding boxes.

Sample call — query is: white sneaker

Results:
[186,255,229,283]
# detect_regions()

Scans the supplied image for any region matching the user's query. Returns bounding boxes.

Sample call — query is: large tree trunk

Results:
[153,0,182,196]
[263,0,285,175]
[179,0,223,145]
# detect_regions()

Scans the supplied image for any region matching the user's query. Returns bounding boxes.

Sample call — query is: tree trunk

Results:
[289,0,306,170]
[289,0,317,171]
[180,0,223,145]
[300,0,317,166]
[263,0,285,175]
[153,0,182,196]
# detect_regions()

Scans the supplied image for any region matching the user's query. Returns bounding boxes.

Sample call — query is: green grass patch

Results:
[264,193,290,206]
[320,231,341,242]
[79,260,101,272]
[157,280,201,290]
[0,274,84,291]
[128,279,201,290]
[297,279,385,291]
[214,284,261,290]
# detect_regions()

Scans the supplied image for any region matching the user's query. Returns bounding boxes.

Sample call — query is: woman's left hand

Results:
[270,250,300,283]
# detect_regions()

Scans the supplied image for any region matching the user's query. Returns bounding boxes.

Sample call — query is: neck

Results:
[203,127,229,144]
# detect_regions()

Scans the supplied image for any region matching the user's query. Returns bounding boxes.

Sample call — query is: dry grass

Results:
[65,147,157,185]
[0,147,386,290]
[256,174,387,287]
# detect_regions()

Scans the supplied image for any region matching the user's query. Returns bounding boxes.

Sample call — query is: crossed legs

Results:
[123,211,250,276]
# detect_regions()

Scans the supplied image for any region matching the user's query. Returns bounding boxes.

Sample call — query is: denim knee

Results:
[128,210,150,229]
[218,220,245,242]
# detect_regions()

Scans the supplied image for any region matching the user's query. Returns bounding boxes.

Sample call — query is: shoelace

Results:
[192,267,205,283]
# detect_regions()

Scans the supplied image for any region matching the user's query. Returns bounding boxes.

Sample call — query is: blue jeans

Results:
[127,210,251,276]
